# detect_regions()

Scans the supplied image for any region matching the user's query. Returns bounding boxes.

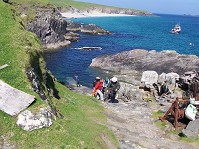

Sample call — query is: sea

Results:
[43,14,199,87]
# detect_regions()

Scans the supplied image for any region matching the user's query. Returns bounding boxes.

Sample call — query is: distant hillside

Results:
[9,0,152,16]
[51,0,153,16]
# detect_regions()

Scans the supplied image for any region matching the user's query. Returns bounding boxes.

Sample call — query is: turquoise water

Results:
[44,14,199,87]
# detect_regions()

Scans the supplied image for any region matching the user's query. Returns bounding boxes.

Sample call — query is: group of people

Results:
[92,76,120,103]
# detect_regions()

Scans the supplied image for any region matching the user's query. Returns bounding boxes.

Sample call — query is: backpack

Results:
[93,80,97,87]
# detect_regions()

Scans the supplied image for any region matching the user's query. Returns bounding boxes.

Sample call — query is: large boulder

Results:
[17,108,52,131]
[117,82,143,101]
[0,80,35,116]
[141,71,158,88]
[182,119,199,138]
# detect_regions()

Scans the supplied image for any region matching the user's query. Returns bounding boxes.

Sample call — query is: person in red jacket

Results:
[92,77,104,100]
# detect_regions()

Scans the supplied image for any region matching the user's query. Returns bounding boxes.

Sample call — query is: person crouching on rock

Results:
[106,77,120,103]
[92,77,104,100]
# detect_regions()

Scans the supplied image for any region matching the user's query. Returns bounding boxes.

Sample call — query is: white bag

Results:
[185,104,197,121]
[190,97,199,105]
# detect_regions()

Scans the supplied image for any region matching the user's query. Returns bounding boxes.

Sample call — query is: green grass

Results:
[0,82,117,148]
[9,0,116,9]
[0,1,38,91]
[0,1,117,148]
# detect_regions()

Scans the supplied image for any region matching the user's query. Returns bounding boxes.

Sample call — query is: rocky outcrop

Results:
[90,49,199,102]
[26,8,71,49]
[90,49,199,75]
[66,21,111,35]
[25,7,111,49]
[81,24,111,35]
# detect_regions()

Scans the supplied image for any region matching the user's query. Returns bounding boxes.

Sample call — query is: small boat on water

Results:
[170,24,181,34]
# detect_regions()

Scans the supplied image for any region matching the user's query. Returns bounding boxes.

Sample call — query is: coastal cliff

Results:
[23,3,152,50]
[26,7,70,49]
[25,7,111,49]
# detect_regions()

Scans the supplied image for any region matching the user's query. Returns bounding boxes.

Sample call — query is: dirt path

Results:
[72,86,198,149]
[104,100,198,149]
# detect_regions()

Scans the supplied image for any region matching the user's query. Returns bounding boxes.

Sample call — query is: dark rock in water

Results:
[81,24,111,35]
[67,21,111,35]
[90,49,199,75]
[65,32,80,42]
[182,119,199,138]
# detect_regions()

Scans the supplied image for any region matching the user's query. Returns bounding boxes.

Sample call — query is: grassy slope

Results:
[0,1,117,148]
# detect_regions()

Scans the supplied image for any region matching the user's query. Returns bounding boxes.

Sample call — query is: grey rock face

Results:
[17,108,52,131]
[118,82,143,101]
[26,8,70,49]
[182,119,199,138]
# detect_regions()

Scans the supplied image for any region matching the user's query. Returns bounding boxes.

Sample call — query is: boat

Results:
[170,24,181,34]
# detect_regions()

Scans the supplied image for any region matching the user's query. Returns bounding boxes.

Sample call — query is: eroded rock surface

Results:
[90,49,199,75]
[105,101,198,149]
[26,7,70,49]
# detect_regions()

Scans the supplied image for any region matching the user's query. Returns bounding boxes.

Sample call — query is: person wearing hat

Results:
[105,77,120,103]
[92,77,104,100]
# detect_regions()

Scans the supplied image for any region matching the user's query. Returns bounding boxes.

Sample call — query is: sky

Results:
[78,0,199,15]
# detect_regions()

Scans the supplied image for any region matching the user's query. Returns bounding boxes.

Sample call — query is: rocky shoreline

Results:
[89,49,199,102]
[90,49,199,75]
[88,49,199,148]
[22,4,152,50]
[25,7,110,50]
